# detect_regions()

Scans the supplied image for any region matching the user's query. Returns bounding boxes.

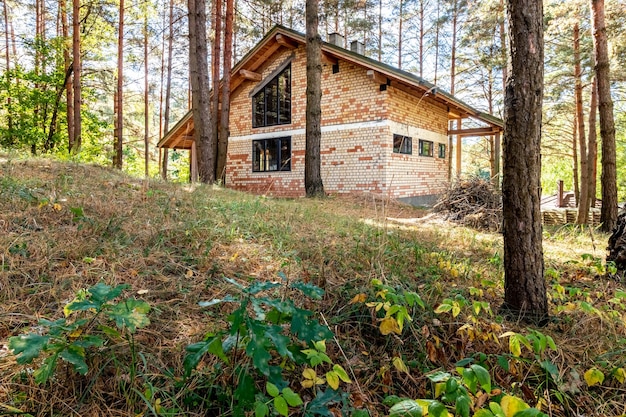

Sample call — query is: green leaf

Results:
[266,382,280,398]
[290,281,324,300]
[246,324,272,376]
[404,291,425,308]
[326,370,340,390]
[389,400,423,417]
[183,335,227,378]
[427,400,448,417]
[89,282,128,307]
[489,402,505,417]
[470,364,492,393]
[332,364,352,383]
[34,353,59,384]
[60,344,88,375]
[291,308,332,342]
[455,395,471,417]
[427,371,451,383]
[474,410,495,417]
[9,334,50,364]
[514,409,546,417]
[282,387,303,407]
[265,325,293,360]
[107,298,150,333]
[246,281,281,295]
[274,395,289,417]
[461,368,478,394]
[254,400,269,417]
[198,295,236,307]
[434,303,453,314]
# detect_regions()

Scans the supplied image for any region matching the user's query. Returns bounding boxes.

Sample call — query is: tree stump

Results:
[607,210,626,278]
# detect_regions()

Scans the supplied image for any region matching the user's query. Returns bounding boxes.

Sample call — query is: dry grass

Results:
[1,158,625,416]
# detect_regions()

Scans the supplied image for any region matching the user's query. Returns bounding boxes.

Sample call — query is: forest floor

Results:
[1,158,625,417]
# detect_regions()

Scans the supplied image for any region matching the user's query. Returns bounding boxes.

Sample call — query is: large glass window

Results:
[393,134,412,154]
[252,137,291,172]
[252,65,291,128]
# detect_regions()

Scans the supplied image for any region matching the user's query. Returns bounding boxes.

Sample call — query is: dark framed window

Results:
[438,143,446,158]
[252,137,291,172]
[252,65,291,128]
[419,139,434,157]
[393,134,412,154]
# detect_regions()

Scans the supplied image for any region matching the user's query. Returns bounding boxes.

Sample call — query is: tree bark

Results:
[398,0,403,69]
[587,77,598,210]
[590,0,618,233]
[143,9,149,177]
[71,0,81,153]
[211,0,221,179]
[161,0,175,179]
[60,0,74,151]
[575,22,591,224]
[113,0,124,169]
[305,0,324,197]
[217,0,234,183]
[502,0,547,322]
[3,0,13,146]
[188,0,215,183]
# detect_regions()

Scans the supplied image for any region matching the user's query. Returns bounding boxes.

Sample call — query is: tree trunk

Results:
[587,76,598,209]
[144,10,149,177]
[378,0,382,61]
[211,0,221,179]
[3,0,13,146]
[113,0,124,169]
[188,0,215,183]
[575,22,591,224]
[590,0,618,233]
[418,0,424,78]
[217,0,234,183]
[572,116,579,204]
[60,0,74,151]
[305,0,324,197]
[398,0,403,69]
[71,0,81,153]
[502,0,547,322]
[162,0,175,180]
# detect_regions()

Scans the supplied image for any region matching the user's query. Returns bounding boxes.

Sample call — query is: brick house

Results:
[158,25,503,206]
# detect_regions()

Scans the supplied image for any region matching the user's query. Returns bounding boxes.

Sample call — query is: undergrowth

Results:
[1,158,625,416]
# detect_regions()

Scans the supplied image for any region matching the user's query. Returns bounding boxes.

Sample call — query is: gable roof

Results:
[159,25,503,149]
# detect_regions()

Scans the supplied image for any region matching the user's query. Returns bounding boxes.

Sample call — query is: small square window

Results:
[252,137,291,172]
[438,143,446,158]
[393,134,412,154]
[419,139,434,157]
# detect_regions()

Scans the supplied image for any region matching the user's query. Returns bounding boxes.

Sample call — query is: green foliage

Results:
[9,282,150,384]
[184,275,342,415]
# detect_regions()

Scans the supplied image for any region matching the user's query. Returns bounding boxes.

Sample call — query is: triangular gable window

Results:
[252,64,291,128]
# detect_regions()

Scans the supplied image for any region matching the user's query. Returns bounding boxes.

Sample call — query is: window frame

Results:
[252,136,292,172]
[418,139,434,157]
[393,134,412,155]
[438,143,446,158]
[252,64,292,128]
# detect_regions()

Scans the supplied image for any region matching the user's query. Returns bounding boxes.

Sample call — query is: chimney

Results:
[328,33,345,48]
[350,40,365,55]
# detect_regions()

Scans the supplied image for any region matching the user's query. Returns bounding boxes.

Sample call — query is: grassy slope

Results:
[0,159,624,416]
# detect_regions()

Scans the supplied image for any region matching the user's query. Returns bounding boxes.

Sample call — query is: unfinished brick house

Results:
[158,25,503,206]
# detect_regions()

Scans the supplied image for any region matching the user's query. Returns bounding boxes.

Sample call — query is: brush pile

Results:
[433,177,502,231]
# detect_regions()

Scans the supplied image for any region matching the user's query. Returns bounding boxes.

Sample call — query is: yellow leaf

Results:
[326,371,340,390]
[68,328,83,339]
[434,382,446,398]
[500,395,529,417]
[185,269,194,278]
[392,356,409,374]
[614,368,626,384]
[301,379,315,388]
[584,367,605,387]
[379,317,401,335]
[350,293,367,304]
[229,252,239,262]
[302,368,317,380]
[53,203,62,211]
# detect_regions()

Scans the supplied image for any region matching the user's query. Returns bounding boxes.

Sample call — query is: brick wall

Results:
[225,43,450,201]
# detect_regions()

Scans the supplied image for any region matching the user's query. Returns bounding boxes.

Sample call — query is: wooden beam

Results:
[455,120,462,178]
[231,42,282,92]
[239,69,262,81]
[276,34,297,49]
[322,52,338,65]
[366,69,387,85]
[447,127,501,137]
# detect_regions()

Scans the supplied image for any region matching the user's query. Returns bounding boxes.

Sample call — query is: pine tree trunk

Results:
[305,0,324,197]
[217,0,234,183]
[572,118,579,204]
[188,0,215,183]
[3,0,14,146]
[587,77,598,209]
[71,0,81,153]
[113,0,124,169]
[590,0,618,233]
[144,12,149,177]
[161,0,175,179]
[398,0,403,69]
[575,22,591,224]
[60,0,74,151]
[211,0,221,179]
[502,0,547,322]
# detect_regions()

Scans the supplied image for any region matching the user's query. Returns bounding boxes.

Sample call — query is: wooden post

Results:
[494,131,501,189]
[455,119,462,178]
[557,180,564,208]
[191,141,198,182]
